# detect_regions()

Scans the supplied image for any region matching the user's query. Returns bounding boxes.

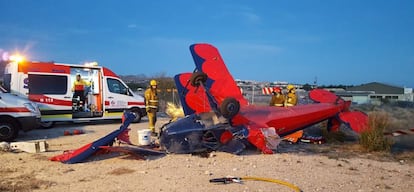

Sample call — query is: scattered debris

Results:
[63,129,84,136]
[8,140,48,153]
[50,112,164,164]
[0,141,11,151]
[384,128,414,137]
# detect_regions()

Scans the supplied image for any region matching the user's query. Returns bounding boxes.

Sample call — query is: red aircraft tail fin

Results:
[190,43,248,107]
[174,44,249,117]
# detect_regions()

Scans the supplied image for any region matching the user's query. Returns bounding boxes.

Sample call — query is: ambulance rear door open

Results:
[70,67,103,118]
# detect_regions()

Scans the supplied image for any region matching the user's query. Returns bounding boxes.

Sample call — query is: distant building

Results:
[335,82,413,104]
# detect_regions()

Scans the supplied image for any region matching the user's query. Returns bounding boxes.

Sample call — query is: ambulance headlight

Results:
[24,102,40,114]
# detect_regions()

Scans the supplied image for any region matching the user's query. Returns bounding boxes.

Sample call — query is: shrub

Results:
[321,127,346,143]
[359,112,394,152]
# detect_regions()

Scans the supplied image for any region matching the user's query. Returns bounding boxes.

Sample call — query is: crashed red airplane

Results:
[50,43,369,164]
[159,43,369,154]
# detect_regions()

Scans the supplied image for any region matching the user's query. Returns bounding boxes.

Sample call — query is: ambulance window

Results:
[107,78,128,95]
[28,74,67,95]
[2,74,11,92]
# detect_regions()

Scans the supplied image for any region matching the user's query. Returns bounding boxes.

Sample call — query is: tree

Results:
[302,83,313,91]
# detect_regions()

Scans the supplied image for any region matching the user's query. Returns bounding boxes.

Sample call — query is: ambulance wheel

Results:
[190,71,208,87]
[130,108,142,123]
[0,117,19,142]
[39,121,55,129]
[220,97,240,119]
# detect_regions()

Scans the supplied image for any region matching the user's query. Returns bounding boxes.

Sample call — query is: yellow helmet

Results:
[287,84,295,90]
[150,80,157,86]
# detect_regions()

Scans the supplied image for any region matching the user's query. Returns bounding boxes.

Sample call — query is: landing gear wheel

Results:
[0,117,19,142]
[220,97,240,119]
[190,71,208,87]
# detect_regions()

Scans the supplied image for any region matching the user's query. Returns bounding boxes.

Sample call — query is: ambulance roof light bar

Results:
[9,54,25,63]
[84,61,98,67]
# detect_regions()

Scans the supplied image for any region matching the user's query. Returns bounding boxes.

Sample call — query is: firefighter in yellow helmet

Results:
[283,84,303,143]
[145,80,159,134]
[285,84,298,107]
[269,87,285,107]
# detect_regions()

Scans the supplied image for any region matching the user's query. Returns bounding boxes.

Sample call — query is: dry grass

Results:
[355,103,414,132]
[359,111,394,152]
[312,104,414,162]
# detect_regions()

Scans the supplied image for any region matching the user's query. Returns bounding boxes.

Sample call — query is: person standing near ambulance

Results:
[72,74,91,110]
[144,80,159,135]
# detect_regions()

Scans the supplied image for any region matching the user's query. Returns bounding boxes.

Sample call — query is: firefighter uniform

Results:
[285,84,298,107]
[269,87,285,107]
[283,84,303,143]
[145,80,159,133]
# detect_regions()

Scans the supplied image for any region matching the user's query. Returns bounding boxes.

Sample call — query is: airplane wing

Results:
[189,43,248,107]
[237,104,344,137]
[49,112,136,164]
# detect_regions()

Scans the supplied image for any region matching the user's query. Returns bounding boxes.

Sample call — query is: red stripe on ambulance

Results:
[28,95,72,106]
[128,102,145,106]
[0,107,30,112]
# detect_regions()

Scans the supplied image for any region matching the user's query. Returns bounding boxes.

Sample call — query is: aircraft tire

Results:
[190,71,208,87]
[220,97,240,119]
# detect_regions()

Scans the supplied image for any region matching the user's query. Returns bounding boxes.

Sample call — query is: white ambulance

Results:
[0,85,41,141]
[3,58,146,128]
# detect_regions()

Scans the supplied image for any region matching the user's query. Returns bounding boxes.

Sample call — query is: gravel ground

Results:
[1,117,413,192]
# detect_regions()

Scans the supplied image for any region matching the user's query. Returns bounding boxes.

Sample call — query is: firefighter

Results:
[72,74,91,110]
[145,79,159,135]
[269,87,285,107]
[285,84,298,107]
[284,84,303,143]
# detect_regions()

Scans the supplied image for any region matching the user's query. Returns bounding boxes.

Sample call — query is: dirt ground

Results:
[1,117,413,192]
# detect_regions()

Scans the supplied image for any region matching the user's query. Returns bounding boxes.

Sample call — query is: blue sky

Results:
[1,0,413,87]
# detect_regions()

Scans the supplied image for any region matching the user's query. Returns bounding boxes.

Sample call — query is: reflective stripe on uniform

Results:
[74,84,84,91]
